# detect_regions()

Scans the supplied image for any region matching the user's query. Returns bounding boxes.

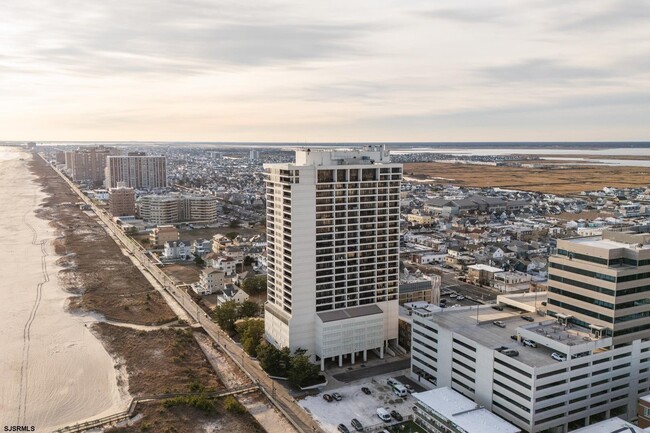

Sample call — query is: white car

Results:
[551,352,567,362]
[523,339,537,348]
[456,295,465,300]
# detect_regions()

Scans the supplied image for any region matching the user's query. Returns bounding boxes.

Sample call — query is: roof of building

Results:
[317,304,383,323]
[569,417,647,433]
[413,387,520,433]
[468,264,503,273]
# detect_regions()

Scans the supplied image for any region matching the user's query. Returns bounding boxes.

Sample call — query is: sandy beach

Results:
[0,147,127,431]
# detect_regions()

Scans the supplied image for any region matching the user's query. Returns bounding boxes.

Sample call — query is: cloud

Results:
[479,59,609,84]
[6,0,373,76]
[419,7,511,24]
[557,0,650,32]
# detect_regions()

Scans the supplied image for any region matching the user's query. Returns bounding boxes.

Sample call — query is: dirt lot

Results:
[106,398,265,433]
[179,226,265,242]
[164,263,203,285]
[29,156,176,325]
[404,162,650,195]
[93,324,222,396]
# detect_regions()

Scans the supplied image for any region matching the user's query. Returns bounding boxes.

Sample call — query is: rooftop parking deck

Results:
[422,301,612,368]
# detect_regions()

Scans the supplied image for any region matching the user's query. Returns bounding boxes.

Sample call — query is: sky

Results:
[1,0,650,142]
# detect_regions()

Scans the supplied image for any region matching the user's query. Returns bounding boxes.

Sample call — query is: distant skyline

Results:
[2,0,650,142]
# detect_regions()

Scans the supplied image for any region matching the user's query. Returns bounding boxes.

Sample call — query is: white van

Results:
[387,377,399,386]
[377,407,391,422]
[392,384,408,397]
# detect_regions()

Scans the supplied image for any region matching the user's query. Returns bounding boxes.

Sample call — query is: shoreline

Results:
[0,147,126,430]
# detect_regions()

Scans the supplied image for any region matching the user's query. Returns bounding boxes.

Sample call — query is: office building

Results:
[548,225,650,344]
[263,145,402,369]
[105,153,167,189]
[411,226,650,432]
[108,182,136,216]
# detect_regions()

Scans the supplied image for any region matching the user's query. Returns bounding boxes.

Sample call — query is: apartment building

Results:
[179,194,218,223]
[108,182,136,216]
[149,225,179,247]
[138,195,179,224]
[138,193,218,224]
[65,146,117,185]
[105,153,167,189]
[411,298,650,432]
[264,146,402,369]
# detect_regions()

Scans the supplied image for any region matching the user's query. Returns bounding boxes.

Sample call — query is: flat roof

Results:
[424,300,603,368]
[413,387,520,433]
[569,417,646,433]
[317,304,382,323]
[468,264,503,272]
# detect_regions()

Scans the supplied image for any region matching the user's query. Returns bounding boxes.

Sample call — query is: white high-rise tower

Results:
[264,145,402,370]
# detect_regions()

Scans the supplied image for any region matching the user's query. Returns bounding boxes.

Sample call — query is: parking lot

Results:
[299,373,416,433]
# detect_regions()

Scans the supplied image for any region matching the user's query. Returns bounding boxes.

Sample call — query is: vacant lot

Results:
[404,162,650,195]
[165,263,203,285]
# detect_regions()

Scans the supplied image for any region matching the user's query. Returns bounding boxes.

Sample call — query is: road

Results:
[42,156,324,433]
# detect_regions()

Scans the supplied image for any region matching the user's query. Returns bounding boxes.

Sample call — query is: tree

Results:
[229,219,240,229]
[194,254,205,267]
[288,351,322,388]
[225,231,239,240]
[213,301,239,334]
[236,318,265,357]
[243,255,255,267]
[238,300,260,318]
[241,275,267,295]
[257,343,291,377]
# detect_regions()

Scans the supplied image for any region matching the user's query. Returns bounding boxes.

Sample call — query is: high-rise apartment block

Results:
[264,145,402,369]
[410,226,650,433]
[105,153,167,189]
[108,182,136,216]
[65,146,117,185]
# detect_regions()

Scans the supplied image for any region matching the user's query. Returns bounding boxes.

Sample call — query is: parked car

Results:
[510,335,518,341]
[351,418,363,432]
[377,408,392,422]
[404,384,414,393]
[456,295,465,300]
[491,305,504,311]
[332,392,342,401]
[323,393,333,402]
[338,424,350,433]
[541,301,547,306]
[502,349,519,357]
[361,387,371,395]
[390,410,403,421]
[551,352,567,362]
[493,320,506,328]
[523,339,537,348]
[522,315,534,322]
[450,293,458,298]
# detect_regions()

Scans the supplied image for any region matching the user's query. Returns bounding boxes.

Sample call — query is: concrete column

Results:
[338,355,343,367]
[321,358,325,371]
[351,352,355,365]
[380,346,384,359]
[363,350,367,362]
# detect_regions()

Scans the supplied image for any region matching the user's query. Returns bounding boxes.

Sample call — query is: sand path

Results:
[0,148,127,431]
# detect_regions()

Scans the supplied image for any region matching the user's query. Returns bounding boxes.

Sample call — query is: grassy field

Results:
[404,162,650,195]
